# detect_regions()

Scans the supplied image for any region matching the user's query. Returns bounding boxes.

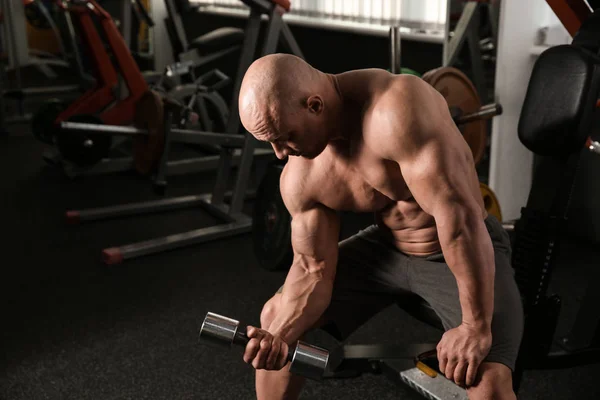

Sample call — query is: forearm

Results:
[437,210,495,330]
[266,259,334,344]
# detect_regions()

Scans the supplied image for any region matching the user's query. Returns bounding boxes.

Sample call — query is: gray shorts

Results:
[278,215,524,371]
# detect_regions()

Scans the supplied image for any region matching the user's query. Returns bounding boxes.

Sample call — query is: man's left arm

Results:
[375,76,495,385]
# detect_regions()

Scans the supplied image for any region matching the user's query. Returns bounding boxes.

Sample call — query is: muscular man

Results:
[238,54,523,400]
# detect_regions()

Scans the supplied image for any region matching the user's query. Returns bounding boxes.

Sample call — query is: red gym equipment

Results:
[54,0,148,126]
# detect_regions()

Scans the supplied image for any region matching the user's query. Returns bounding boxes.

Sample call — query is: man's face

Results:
[258,113,328,160]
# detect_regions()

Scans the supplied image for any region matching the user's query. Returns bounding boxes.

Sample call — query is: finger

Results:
[253,337,273,370]
[243,338,262,364]
[466,359,480,387]
[247,326,256,338]
[444,358,458,381]
[266,337,281,369]
[453,362,468,386]
[247,326,263,339]
[437,348,447,373]
[277,341,290,370]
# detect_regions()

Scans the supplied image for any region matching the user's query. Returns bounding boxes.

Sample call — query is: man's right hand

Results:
[244,326,290,371]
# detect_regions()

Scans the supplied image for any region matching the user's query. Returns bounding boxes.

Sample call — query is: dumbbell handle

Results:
[231,329,296,363]
[455,103,503,125]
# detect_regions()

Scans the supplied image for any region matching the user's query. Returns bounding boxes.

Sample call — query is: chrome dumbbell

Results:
[199,312,329,380]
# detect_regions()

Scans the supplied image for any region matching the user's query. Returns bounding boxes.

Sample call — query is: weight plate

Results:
[55,114,112,167]
[480,182,502,222]
[252,162,294,271]
[422,67,486,166]
[31,98,67,144]
[133,90,165,175]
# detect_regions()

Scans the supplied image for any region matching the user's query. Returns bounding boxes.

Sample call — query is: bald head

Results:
[239,54,321,137]
[238,54,340,159]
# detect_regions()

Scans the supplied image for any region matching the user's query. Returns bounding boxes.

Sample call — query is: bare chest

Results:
[314,146,409,212]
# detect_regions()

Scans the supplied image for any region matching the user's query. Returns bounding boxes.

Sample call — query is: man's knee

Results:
[467,362,516,400]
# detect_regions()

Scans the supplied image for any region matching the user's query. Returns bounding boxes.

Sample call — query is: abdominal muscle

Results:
[376,199,442,256]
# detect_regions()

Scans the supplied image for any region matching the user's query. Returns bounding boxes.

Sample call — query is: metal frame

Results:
[65,0,302,265]
[43,147,272,179]
[389,26,401,74]
[443,1,485,100]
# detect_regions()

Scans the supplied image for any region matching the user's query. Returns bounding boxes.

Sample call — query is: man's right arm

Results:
[265,168,340,344]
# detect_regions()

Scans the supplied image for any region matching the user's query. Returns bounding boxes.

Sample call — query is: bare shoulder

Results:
[376,74,446,124]
[364,74,452,158]
[279,158,317,216]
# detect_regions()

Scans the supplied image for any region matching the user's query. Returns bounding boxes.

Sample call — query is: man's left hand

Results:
[436,323,492,387]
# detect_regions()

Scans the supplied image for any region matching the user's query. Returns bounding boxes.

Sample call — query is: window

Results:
[189,0,447,26]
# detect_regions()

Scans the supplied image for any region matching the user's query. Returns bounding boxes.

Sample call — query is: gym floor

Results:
[1,128,599,399]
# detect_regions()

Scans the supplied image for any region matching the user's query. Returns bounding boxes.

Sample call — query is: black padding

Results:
[518,45,594,156]
[189,27,245,54]
[572,9,600,52]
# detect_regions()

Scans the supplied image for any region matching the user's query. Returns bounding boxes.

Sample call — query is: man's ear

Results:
[306,95,323,114]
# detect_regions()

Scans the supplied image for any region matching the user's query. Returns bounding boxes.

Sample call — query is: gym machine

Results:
[39,0,282,179]
[32,0,155,171]
[36,0,240,178]
[43,60,261,178]
[61,0,303,265]
[524,0,600,374]
[0,0,84,131]
[163,0,245,73]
